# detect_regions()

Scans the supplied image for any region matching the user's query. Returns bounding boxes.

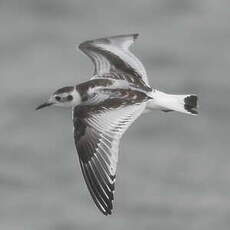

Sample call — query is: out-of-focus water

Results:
[1,0,230,229]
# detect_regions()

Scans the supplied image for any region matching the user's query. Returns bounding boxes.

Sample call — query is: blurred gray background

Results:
[1,0,230,229]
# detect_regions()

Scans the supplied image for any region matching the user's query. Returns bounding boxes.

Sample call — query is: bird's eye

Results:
[67,95,73,101]
[55,96,61,101]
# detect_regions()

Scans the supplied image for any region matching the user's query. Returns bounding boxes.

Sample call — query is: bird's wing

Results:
[78,34,150,87]
[73,100,146,215]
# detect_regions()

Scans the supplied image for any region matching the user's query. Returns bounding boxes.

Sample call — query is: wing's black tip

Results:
[133,33,139,40]
[184,95,198,115]
[103,209,112,216]
[79,156,115,216]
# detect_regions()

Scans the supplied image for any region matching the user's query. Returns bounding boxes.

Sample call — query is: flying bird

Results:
[36,34,198,215]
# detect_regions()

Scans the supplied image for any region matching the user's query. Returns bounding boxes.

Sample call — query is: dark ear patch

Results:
[55,96,61,101]
[67,95,73,101]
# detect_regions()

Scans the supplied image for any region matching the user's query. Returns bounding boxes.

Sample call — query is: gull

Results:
[36,34,198,215]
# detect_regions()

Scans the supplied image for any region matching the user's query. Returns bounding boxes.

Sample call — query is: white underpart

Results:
[71,88,81,106]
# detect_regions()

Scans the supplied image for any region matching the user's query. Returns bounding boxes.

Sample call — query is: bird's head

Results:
[36,86,81,110]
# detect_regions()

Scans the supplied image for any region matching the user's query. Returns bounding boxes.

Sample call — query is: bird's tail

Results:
[147,90,198,115]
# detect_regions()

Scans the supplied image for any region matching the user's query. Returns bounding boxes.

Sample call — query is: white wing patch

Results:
[73,103,146,215]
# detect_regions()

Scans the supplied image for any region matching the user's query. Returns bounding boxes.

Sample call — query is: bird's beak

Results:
[36,102,54,110]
